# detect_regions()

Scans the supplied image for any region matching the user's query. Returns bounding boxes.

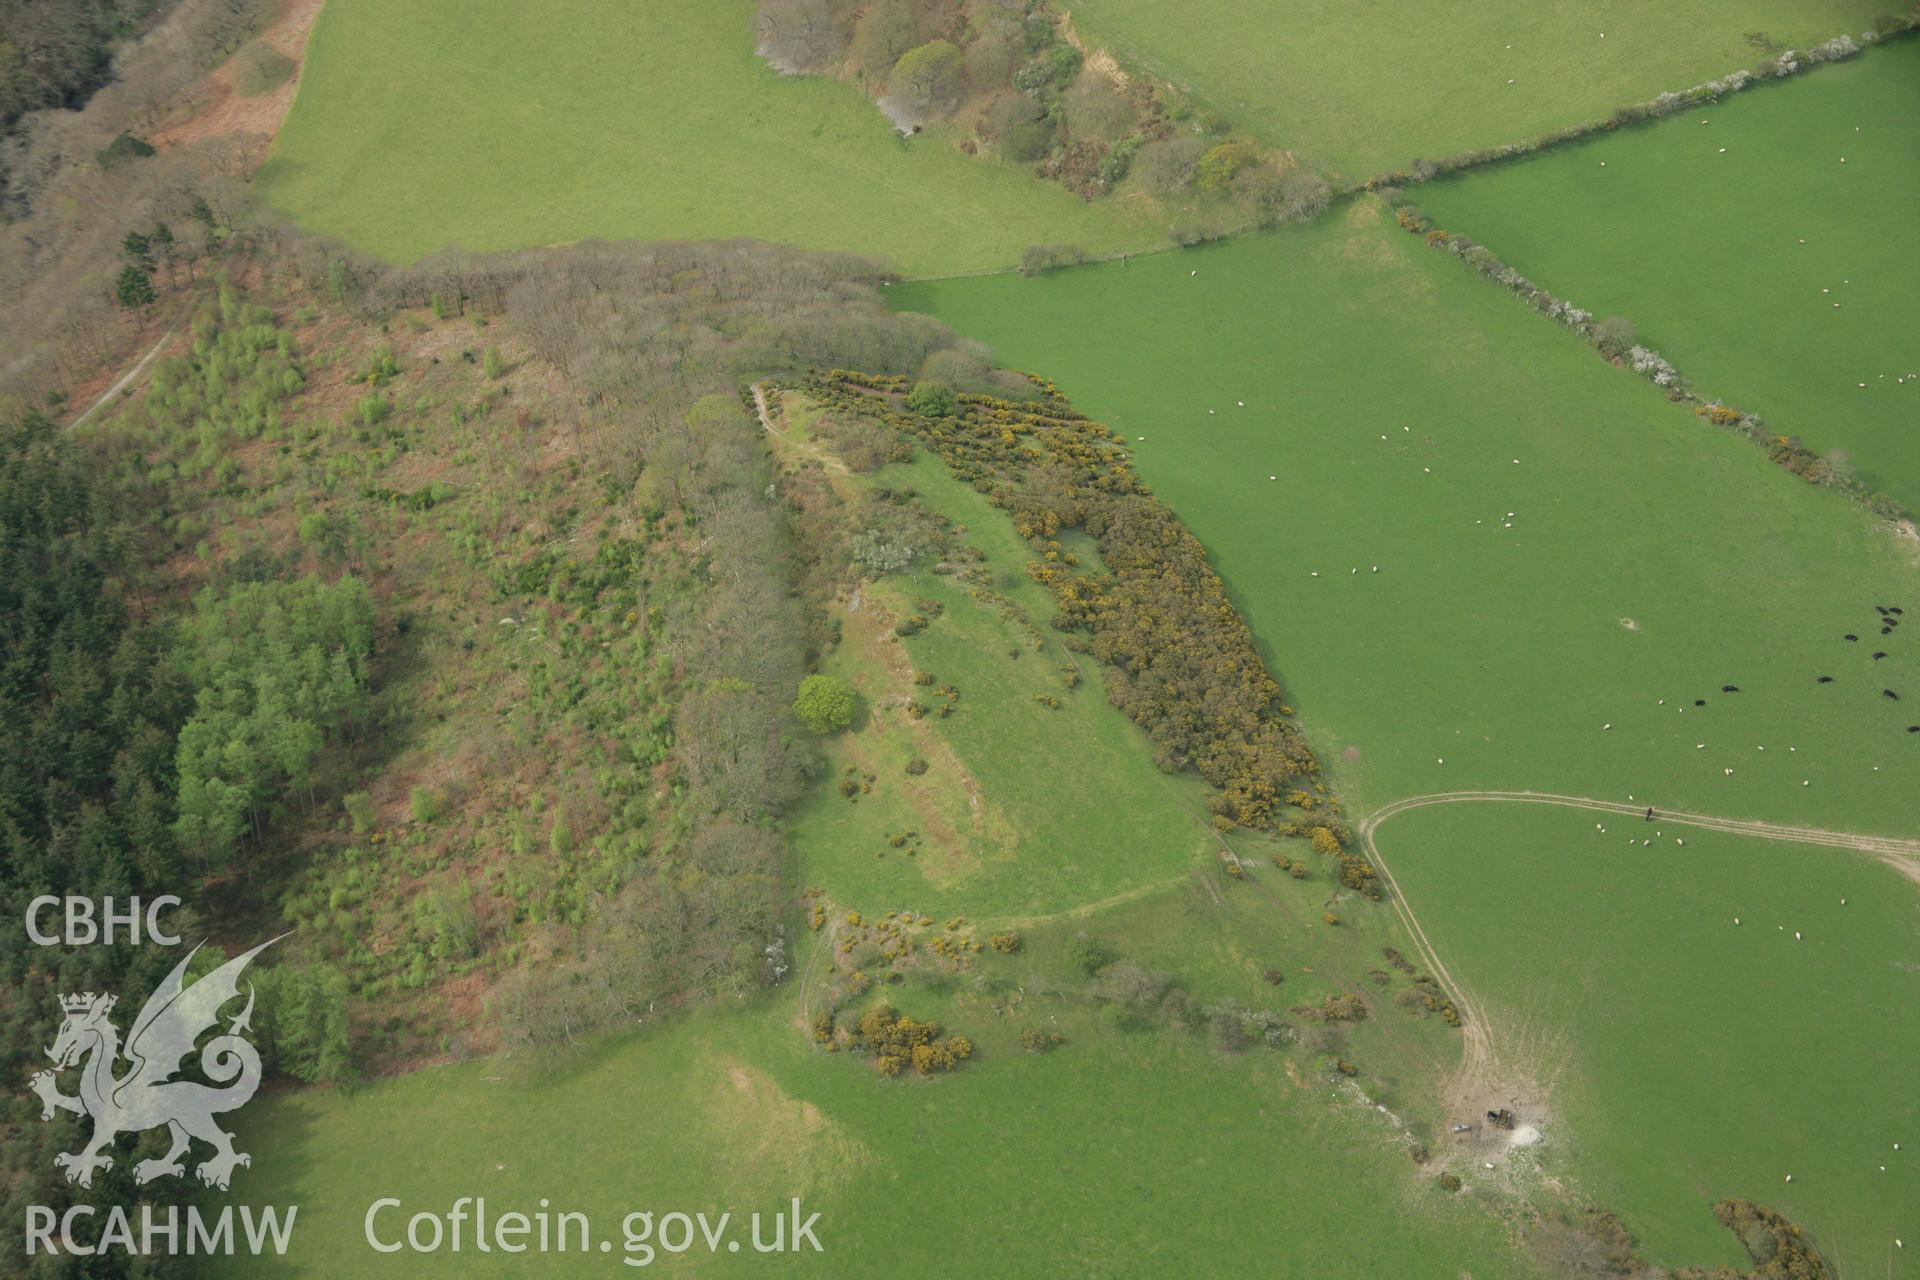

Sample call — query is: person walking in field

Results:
[1644,806,1654,822]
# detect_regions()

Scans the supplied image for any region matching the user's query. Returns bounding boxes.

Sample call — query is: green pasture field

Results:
[256,0,1156,276]
[890,201,1920,838]
[1415,36,1920,512]
[1378,805,1920,1272]
[890,198,1920,1264]
[219,887,1540,1278]
[1065,0,1894,177]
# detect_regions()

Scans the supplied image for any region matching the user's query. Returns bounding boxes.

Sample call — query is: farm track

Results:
[69,322,180,429]
[1357,789,1920,1084]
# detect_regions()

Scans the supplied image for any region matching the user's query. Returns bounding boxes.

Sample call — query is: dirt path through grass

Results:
[1359,787,1920,1089]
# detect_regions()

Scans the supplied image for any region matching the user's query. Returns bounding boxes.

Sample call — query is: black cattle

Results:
[1884,690,1900,701]
[1721,685,1740,693]
[1844,634,1859,642]
[1874,652,1889,660]
[1817,676,1835,684]
[1694,699,1707,707]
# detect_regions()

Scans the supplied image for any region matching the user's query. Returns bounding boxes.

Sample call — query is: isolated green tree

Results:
[794,674,856,732]
[907,379,956,417]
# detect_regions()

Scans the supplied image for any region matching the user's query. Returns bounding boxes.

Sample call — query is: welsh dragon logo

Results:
[29,937,280,1191]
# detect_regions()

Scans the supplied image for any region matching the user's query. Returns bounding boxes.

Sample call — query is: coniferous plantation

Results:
[1,1,1915,1277]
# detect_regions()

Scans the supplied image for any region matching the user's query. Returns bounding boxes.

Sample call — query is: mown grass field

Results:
[1415,36,1920,512]
[256,0,1157,276]
[1065,0,1894,177]
[891,199,1920,1265]
[221,892,1536,1278]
